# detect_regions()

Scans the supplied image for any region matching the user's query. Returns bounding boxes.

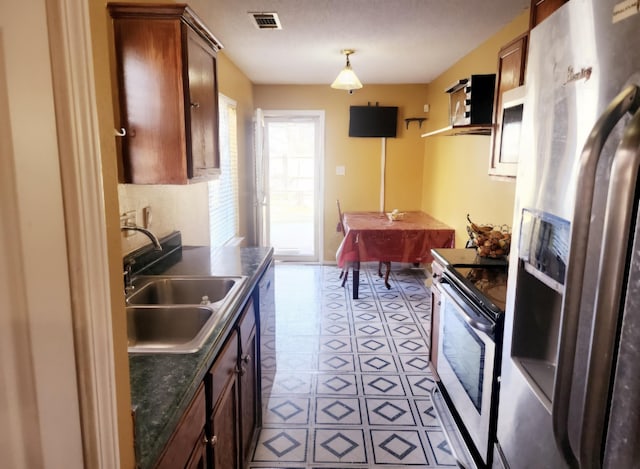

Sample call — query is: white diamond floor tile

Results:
[249,264,457,468]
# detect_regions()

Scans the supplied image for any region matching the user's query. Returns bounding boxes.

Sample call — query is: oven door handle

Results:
[440,281,495,335]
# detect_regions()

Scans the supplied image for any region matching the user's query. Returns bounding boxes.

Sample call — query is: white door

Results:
[255,110,324,262]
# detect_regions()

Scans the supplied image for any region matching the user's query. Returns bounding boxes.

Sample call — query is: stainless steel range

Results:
[430,248,508,468]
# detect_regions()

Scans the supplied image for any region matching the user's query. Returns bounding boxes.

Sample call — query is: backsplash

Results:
[118,183,211,254]
[123,231,183,278]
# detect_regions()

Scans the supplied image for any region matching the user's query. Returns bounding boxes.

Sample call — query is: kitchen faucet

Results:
[121,224,162,295]
[120,224,163,251]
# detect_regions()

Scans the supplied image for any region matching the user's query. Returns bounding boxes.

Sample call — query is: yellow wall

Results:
[421,11,529,247]
[254,84,429,262]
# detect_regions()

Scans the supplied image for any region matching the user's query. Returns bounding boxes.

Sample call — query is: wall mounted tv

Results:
[349,105,398,138]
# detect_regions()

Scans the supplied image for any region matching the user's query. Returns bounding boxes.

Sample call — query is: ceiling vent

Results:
[249,12,282,30]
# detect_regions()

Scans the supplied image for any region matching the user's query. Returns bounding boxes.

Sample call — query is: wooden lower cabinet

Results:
[155,383,206,469]
[238,300,258,463]
[209,330,240,469]
[185,430,208,469]
[152,294,263,469]
[207,298,260,469]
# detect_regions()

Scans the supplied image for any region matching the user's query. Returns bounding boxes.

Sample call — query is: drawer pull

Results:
[241,354,251,364]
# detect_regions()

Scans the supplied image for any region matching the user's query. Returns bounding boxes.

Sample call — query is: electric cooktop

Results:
[433,248,509,317]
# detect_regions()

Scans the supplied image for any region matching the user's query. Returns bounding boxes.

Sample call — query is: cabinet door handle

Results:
[190,101,200,108]
[241,354,251,364]
[210,435,218,447]
[202,434,209,446]
[235,365,246,376]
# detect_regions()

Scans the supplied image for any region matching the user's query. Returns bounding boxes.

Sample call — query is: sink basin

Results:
[127,276,244,306]
[127,306,216,353]
[125,275,247,353]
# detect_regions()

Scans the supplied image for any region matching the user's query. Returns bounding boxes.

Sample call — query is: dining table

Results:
[336,211,455,299]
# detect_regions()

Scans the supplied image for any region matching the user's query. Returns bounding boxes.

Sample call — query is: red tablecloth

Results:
[336,211,455,266]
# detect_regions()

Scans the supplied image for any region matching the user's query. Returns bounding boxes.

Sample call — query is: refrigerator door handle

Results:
[579,105,640,468]
[552,84,640,467]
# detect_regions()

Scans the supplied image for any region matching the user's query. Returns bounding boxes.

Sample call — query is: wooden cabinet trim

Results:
[530,0,569,29]
[108,3,222,50]
[185,430,207,469]
[238,300,258,463]
[238,299,256,352]
[209,330,239,408]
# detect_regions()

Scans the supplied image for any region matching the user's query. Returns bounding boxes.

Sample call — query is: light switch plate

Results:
[336,165,345,176]
[142,206,152,228]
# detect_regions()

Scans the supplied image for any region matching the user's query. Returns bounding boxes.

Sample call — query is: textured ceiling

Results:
[204,0,529,85]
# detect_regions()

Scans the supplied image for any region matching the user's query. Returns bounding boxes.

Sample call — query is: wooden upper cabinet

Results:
[530,0,569,28]
[489,33,528,178]
[108,3,222,184]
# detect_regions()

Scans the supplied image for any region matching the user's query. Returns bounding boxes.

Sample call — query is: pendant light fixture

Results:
[331,49,363,91]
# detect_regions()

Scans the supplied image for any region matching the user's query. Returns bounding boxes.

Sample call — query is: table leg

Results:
[352,262,360,299]
[382,261,391,289]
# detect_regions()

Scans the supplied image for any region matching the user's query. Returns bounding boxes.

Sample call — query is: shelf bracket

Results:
[404,117,427,129]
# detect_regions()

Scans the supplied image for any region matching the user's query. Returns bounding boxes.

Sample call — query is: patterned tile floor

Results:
[248,263,457,469]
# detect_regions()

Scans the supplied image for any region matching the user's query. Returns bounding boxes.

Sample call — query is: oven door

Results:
[437,280,496,464]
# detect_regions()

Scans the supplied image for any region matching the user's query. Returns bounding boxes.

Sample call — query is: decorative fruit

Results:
[467,214,493,234]
[467,214,511,258]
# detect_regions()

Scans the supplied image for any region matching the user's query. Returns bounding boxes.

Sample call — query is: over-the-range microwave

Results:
[498,85,526,166]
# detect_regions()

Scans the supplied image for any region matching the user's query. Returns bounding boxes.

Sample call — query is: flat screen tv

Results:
[349,105,398,138]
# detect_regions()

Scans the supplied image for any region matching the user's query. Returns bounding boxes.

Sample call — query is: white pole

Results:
[380,137,386,212]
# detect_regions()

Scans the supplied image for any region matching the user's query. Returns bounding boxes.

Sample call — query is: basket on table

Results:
[466,214,511,258]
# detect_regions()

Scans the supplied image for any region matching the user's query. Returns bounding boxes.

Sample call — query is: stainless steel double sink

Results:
[126,275,247,353]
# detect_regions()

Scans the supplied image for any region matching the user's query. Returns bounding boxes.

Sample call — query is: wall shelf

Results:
[404,117,427,129]
[421,124,493,137]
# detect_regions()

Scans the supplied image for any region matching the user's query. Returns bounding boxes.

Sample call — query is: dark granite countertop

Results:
[128,244,273,469]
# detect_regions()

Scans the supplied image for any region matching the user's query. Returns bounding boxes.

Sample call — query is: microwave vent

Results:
[249,12,282,30]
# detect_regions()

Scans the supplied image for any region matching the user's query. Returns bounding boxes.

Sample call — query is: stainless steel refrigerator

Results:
[496,0,640,467]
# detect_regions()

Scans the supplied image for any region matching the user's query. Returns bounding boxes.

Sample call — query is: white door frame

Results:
[1,0,120,468]
[260,110,325,262]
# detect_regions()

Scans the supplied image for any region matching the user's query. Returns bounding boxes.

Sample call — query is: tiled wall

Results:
[118,183,211,254]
